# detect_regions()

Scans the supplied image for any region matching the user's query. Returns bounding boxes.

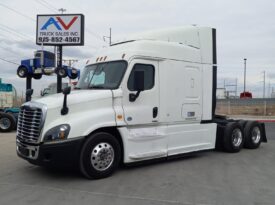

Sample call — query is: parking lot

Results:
[0,123,274,205]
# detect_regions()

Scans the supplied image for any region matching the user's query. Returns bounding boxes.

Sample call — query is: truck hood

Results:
[33,90,113,109]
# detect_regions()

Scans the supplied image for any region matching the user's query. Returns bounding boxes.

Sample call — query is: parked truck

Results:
[0,79,17,132]
[16,26,266,179]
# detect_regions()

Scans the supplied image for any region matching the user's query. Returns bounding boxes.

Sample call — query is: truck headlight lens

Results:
[43,124,70,142]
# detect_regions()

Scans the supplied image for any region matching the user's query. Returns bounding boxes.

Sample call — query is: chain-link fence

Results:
[216,99,275,116]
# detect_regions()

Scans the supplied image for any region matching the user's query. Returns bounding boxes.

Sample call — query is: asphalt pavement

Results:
[0,123,275,205]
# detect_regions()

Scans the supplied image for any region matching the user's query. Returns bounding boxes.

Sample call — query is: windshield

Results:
[76,61,127,89]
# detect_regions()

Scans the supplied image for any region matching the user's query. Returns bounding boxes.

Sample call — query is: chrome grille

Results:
[17,106,43,144]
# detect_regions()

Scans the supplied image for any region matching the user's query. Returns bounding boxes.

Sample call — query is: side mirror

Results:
[129,71,145,102]
[61,87,71,115]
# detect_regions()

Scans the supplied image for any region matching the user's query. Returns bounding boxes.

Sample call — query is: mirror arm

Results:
[61,87,71,115]
[61,94,69,115]
[129,91,141,102]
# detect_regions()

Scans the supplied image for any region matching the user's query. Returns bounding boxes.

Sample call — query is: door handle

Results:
[153,107,158,118]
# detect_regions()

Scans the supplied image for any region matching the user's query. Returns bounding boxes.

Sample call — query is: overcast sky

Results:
[0,0,275,97]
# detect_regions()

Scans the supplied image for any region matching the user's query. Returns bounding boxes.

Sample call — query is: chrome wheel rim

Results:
[0,117,11,130]
[251,126,261,144]
[59,69,66,76]
[19,69,26,77]
[91,142,114,171]
[232,128,242,147]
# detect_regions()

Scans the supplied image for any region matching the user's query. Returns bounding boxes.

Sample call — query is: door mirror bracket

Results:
[129,91,141,102]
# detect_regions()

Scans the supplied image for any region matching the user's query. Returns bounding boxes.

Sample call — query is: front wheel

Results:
[79,132,121,179]
[17,66,28,78]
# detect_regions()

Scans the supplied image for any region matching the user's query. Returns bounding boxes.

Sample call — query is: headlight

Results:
[43,124,70,142]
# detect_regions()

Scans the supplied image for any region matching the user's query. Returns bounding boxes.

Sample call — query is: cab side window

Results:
[128,64,155,91]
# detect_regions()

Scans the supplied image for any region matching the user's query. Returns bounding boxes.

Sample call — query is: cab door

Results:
[122,59,159,125]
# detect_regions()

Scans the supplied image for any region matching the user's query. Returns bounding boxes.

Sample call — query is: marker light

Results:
[117,115,123,120]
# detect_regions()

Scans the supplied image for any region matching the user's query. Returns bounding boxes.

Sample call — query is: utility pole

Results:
[235,78,238,98]
[263,71,266,98]
[243,58,247,93]
[56,8,66,93]
[56,45,62,93]
[103,28,112,46]
[63,59,78,67]
[224,78,238,98]
[267,81,271,98]
[58,8,66,14]
[109,28,112,46]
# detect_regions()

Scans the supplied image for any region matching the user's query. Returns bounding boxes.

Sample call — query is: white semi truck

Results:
[16,26,267,179]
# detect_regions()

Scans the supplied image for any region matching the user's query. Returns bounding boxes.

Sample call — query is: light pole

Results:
[263,71,266,98]
[243,58,247,93]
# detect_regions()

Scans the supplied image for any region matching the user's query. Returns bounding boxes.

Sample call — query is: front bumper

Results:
[17,137,85,167]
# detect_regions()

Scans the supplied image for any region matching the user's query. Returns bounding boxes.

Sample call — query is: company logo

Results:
[41,16,78,30]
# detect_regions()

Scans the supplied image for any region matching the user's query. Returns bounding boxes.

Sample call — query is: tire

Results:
[244,121,262,149]
[32,74,42,80]
[69,69,78,80]
[55,67,67,78]
[223,122,244,153]
[17,66,28,78]
[238,120,248,129]
[79,132,121,179]
[0,113,16,132]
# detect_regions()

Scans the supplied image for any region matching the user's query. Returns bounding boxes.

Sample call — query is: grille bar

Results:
[16,105,43,144]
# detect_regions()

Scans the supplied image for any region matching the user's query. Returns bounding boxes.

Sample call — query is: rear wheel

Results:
[238,120,248,129]
[79,132,121,179]
[223,122,244,153]
[244,121,262,149]
[0,113,16,132]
